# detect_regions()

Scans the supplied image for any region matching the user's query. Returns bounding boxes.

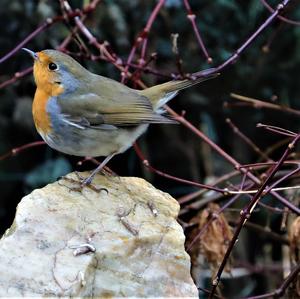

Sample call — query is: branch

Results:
[122,0,166,83]
[0,0,102,65]
[183,0,212,63]
[226,118,272,162]
[243,263,300,298]
[208,133,300,298]
[167,106,300,215]
[0,141,46,161]
[230,93,300,117]
[260,0,300,26]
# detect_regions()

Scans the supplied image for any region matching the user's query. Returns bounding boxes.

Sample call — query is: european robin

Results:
[23,48,218,187]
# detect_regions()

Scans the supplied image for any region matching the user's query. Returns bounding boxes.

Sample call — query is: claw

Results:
[102,166,117,177]
[58,153,116,193]
[59,173,108,194]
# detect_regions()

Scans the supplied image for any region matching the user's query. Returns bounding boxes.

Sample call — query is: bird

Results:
[23,48,218,188]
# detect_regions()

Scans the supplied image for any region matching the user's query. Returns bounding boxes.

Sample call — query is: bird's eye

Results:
[48,62,58,71]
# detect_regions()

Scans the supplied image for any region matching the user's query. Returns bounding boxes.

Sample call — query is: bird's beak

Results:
[22,48,38,60]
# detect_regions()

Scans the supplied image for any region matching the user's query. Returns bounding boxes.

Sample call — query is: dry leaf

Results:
[289,217,300,263]
[289,216,300,297]
[188,203,233,277]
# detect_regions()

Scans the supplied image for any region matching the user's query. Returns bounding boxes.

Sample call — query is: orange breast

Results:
[32,88,52,135]
[32,80,64,135]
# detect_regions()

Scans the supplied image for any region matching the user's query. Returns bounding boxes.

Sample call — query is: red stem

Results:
[208,133,300,298]
[260,0,300,26]
[0,0,102,65]
[183,0,212,63]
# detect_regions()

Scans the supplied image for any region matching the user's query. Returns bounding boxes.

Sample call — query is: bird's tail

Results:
[140,68,219,110]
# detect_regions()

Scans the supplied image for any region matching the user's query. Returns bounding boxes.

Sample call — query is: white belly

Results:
[40,124,148,157]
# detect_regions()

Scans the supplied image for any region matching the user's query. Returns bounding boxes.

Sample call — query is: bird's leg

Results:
[60,153,116,193]
[59,174,108,193]
[80,153,116,187]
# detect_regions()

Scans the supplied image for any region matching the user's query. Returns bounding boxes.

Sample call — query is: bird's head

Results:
[23,48,89,95]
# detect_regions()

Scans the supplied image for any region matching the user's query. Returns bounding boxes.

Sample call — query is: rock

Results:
[0,173,198,297]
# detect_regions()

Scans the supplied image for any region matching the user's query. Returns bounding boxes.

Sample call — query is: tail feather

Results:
[140,68,219,110]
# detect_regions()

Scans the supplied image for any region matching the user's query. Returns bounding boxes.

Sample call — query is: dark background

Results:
[0,1,299,297]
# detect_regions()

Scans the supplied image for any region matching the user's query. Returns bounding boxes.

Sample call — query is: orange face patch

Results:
[32,52,64,134]
[33,52,63,95]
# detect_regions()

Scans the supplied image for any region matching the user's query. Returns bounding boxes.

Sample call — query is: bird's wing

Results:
[57,76,175,129]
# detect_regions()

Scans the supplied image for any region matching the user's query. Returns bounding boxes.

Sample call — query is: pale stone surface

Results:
[0,173,198,297]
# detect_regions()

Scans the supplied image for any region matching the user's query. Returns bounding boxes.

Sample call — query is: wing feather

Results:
[57,75,176,128]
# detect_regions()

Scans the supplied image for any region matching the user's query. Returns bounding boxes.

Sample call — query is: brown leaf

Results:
[188,203,233,277]
[289,216,300,263]
[289,216,300,297]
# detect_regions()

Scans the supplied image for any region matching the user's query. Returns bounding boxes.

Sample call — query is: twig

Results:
[208,133,300,298]
[0,0,101,65]
[226,118,272,162]
[240,221,289,245]
[133,143,227,194]
[214,0,290,73]
[122,0,166,83]
[230,93,300,117]
[257,123,297,137]
[264,166,300,194]
[0,67,33,89]
[260,0,300,26]
[183,0,212,63]
[243,263,300,298]
[178,170,240,205]
[167,106,300,215]
[228,184,300,195]
[0,141,46,161]
[187,194,241,251]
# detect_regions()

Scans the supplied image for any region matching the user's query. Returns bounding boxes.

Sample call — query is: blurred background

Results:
[0,0,300,297]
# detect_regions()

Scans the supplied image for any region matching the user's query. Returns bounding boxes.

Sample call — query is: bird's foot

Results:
[102,166,116,177]
[59,172,108,193]
[59,153,117,193]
